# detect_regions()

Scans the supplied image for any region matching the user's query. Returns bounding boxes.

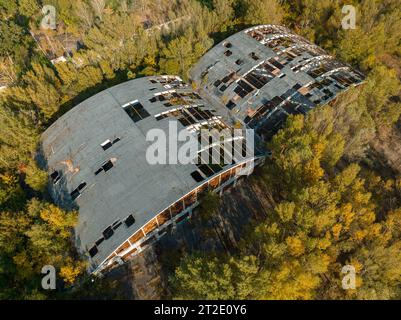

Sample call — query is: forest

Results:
[0,0,400,299]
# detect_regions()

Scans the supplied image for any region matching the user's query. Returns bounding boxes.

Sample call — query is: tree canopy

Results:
[0,0,400,300]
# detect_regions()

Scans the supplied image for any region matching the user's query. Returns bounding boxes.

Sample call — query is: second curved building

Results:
[190,25,364,139]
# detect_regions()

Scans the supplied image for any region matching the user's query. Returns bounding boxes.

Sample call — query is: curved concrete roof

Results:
[40,76,248,270]
[190,25,364,139]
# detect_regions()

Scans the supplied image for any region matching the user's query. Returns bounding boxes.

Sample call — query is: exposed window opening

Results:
[293,83,302,90]
[123,101,150,123]
[191,171,204,182]
[95,237,104,246]
[89,246,98,257]
[125,214,135,227]
[155,114,169,121]
[226,100,236,110]
[112,221,122,230]
[50,170,60,184]
[224,50,233,57]
[102,160,113,172]
[213,79,222,87]
[94,160,114,175]
[250,52,259,60]
[70,189,80,200]
[78,182,87,191]
[112,219,122,230]
[102,226,114,239]
[70,181,86,200]
[235,59,243,65]
[101,137,120,151]
[101,139,113,151]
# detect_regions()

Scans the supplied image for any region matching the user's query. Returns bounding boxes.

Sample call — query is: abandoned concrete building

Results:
[41,25,364,275]
[41,75,261,275]
[190,25,364,139]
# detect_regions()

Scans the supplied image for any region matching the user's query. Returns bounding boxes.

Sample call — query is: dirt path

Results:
[370,122,401,175]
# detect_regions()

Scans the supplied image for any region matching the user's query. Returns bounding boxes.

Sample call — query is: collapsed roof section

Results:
[189,24,364,140]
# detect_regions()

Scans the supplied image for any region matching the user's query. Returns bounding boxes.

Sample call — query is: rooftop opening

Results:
[191,171,205,182]
[213,79,222,87]
[226,100,236,110]
[234,79,255,98]
[70,189,80,200]
[70,182,86,200]
[223,42,232,48]
[89,246,98,257]
[224,50,233,57]
[112,219,122,230]
[124,214,135,227]
[235,59,244,65]
[102,160,113,172]
[94,160,114,175]
[102,226,114,239]
[101,137,120,151]
[50,170,60,184]
[123,101,150,123]
[95,237,104,246]
[250,52,259,60]
[293,83,302,90]
[101,139,113,151]
[155,113,168,121]
[78,182,87,191]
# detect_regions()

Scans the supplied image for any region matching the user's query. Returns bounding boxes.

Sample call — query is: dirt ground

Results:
[369,122,401,175]
[104,175,273,299]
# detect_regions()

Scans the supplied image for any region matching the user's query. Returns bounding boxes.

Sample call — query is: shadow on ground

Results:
[104,176,274,299]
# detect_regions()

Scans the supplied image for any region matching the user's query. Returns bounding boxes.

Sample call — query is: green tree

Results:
[24,161,48,192]
[171,255,259,299]
[171,109,401,300]
[242,0,285,25]
[18,0,40,17]
[23,62,61,120]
